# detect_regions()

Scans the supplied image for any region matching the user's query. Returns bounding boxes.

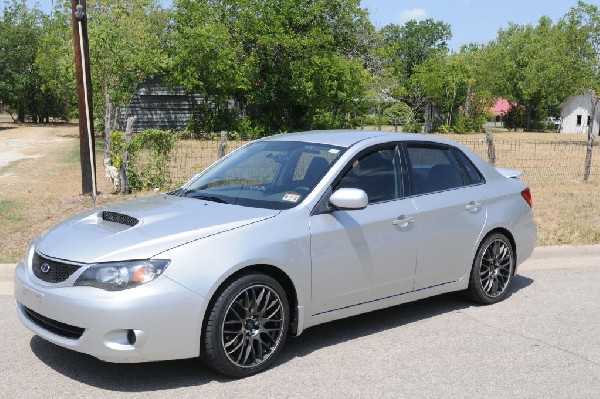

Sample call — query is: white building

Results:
[559,91,600,135]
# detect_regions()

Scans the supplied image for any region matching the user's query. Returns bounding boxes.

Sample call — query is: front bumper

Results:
[14,259,207,363]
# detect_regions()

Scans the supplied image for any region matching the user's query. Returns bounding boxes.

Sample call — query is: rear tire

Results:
[465,233,515,304]
[201,273,289,378]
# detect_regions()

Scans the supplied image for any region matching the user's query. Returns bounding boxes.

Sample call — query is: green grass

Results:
[0,199,23,223]
[61,141,81,164]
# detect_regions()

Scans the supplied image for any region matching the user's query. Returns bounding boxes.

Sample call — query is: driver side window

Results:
[337,148,400,203]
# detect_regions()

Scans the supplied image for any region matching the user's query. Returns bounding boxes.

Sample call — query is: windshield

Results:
[173,140,345,210]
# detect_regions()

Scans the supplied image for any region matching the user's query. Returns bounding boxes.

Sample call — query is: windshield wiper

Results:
[188,193,229,204]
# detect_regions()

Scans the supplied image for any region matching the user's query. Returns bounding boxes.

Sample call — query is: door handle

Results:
[392,215,415,227]
[465,201,483,212]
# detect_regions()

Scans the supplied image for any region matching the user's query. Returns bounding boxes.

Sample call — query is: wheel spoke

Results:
[478,238,513,298]
[221,283,285,368]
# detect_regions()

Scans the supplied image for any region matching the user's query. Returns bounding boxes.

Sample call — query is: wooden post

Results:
[218,131,228,159]
[486,130,496,166]
[583,90,598,182]
[120,116,136,194]
[72,0,97,200]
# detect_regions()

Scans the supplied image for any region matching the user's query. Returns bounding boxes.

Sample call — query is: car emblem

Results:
[40,263,51,274]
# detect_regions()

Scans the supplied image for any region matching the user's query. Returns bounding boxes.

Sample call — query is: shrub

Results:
[110,129,175,192]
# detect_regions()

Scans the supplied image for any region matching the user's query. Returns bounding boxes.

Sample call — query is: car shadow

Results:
[30,275,533,391]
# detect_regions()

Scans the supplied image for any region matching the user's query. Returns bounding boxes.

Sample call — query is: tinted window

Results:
[406,145,465,195]
[337,148,400,203]
[452,149,484,185]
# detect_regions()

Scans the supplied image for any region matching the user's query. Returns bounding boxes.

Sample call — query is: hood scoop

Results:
[101,210,139,227]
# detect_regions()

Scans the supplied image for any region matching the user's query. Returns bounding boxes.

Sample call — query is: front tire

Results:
[201,273,289,378]
[465,233,515,304]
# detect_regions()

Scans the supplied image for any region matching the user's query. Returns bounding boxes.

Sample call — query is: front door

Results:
[309,146,418,316]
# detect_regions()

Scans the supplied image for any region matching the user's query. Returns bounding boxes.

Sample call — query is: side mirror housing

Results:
[329,188,368,210]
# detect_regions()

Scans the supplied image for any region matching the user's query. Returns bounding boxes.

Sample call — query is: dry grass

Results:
[0,124,151,262]
[0,124,598,263]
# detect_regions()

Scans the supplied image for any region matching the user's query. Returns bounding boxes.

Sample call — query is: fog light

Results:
[127,329,137,346]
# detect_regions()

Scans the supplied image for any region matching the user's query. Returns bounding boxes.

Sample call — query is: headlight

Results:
[74,259,170,291]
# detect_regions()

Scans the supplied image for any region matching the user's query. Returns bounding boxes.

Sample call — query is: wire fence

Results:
[165,135,600,188]
[452,138,600,185]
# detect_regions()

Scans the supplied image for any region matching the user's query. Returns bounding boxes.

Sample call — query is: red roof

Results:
[490,99,510,116]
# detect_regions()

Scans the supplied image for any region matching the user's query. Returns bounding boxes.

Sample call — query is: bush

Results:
[503,105,526,131]
[110,129,175,192]
[403,121,422,133]
[383,102,413,126]
[452,112,489,134]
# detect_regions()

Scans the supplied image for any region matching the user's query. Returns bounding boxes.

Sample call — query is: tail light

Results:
[521,188,532,208]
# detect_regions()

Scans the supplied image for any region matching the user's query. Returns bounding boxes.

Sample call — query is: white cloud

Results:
[397,8,428,23]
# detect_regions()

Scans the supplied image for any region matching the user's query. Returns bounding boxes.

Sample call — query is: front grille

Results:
[102,211,139,227]
[23,306,85,339]
[32,252,81,283]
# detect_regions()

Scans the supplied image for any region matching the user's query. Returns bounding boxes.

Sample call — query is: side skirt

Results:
[301,277,469,331]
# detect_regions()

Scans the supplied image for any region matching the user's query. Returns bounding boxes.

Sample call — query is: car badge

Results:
[40,263,51,274]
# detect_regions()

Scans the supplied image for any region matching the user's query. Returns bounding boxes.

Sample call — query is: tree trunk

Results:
[525,106,533,132]
[464,84,471,116]
[18,107,25,123]
[424,98,433,133]
[583,90,598,182]
[104,87,112,164]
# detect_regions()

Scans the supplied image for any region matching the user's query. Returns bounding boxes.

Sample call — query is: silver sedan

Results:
[14,131,536,377]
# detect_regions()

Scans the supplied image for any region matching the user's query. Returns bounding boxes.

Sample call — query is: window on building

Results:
[577,115,582,126]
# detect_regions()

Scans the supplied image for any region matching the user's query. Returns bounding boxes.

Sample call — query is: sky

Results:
[24,0,590,51]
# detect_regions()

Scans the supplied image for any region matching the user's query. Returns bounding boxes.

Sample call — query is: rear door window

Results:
[405,145,466,195]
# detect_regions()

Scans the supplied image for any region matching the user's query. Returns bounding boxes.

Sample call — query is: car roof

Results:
[261,130,457,148]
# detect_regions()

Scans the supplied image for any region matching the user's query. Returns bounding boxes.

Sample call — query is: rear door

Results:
[403,143,487,290]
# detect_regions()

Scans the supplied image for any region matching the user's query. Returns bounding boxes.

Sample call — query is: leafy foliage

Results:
[110,129,175,192]
[169,0,372,134]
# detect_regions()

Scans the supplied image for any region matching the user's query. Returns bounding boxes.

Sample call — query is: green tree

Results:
[170,0,372,133]
[412,45,494,132]
[379,18,451,118]
[0,0,44,122]
[86,0,169,159]
[35,2,77,122]
[482,16,586,131]
[380,19,451,81]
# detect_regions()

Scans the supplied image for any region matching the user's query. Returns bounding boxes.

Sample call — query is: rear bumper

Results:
[515,219,537,272]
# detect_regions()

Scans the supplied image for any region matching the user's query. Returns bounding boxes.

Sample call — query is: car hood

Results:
[34,195,279,263]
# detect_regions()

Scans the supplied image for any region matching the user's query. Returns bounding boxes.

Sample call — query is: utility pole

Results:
[72,0,97,202]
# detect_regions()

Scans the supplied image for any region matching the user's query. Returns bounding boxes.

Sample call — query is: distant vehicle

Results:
[547,117,561,132]
[15,130,536,377]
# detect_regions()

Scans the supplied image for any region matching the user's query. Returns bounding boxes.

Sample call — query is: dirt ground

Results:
[0,123,145,262]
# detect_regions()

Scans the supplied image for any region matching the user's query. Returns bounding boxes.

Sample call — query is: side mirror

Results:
[329,188,368,210]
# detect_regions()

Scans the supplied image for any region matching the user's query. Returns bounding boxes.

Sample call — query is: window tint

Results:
[406,145,465,194]
[452,149,484,185]
[337,148,399,203]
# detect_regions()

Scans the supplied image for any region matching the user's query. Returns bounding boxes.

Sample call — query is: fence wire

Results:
[166,136,600,188]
